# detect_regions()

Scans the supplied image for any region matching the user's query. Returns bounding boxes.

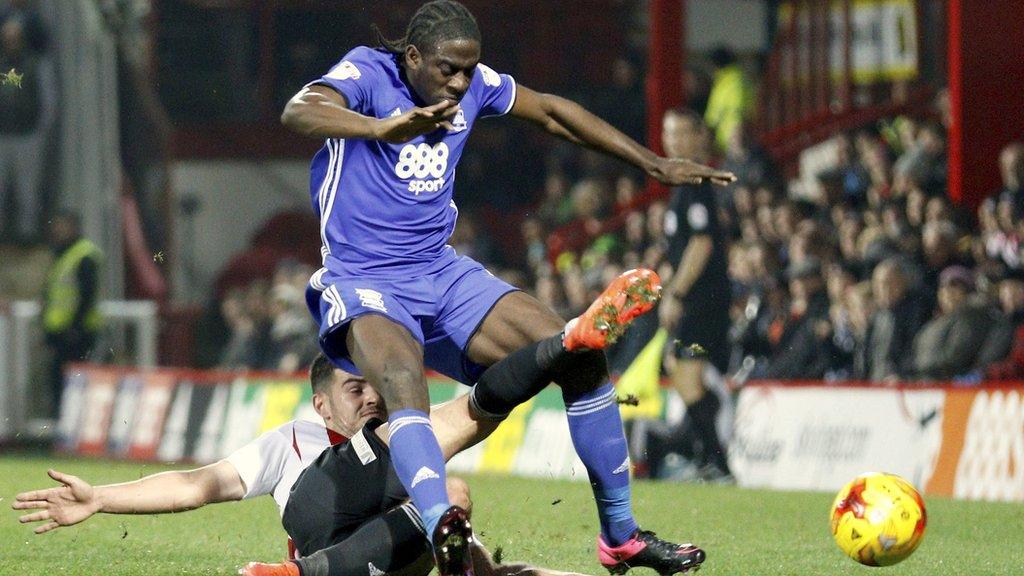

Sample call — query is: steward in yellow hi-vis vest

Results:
[42,212,102,418]
[704,46,755,154]
[43,238,104,334]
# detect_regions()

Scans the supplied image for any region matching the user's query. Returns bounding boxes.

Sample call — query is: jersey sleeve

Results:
[309,46,382,115]
[224,424,293,499]
[475,63,517,118]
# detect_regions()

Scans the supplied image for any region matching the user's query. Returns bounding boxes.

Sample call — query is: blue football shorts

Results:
[305,254,518,385]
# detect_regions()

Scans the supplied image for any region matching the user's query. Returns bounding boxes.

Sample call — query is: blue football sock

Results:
[388,409,451,538]
[564,383,639,546]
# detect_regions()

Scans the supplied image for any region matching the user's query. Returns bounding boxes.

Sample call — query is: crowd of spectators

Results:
[487,106,1024,386]
[216,259,321,374]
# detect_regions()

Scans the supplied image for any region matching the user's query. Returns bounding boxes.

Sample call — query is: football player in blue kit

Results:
[281,2,734,575]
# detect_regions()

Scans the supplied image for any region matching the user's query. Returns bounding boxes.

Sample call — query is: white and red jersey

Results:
[225,419,347,513]
[224,419,347,558]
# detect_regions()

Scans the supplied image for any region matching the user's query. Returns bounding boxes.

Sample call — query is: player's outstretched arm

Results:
[281,85,459,142]
[13,462,245,534]
[508,85,735,187]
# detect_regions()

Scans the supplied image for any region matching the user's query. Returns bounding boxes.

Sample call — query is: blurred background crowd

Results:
[496,106,1024,386]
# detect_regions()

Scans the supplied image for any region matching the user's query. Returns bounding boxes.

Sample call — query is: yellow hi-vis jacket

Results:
[704,64,756,152]
[43,238,103,334]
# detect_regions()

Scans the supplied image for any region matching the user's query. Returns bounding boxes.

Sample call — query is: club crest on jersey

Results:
[448,109,467,133]
[354,288,387,313]
[326,60,361,81]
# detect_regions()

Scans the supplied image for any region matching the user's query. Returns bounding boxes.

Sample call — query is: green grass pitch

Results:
[1,455,1022,575]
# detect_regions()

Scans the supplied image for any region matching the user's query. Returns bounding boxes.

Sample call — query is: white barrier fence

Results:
[0,300,157,441]
[53,364,1024,502]
[730,383,1024,502]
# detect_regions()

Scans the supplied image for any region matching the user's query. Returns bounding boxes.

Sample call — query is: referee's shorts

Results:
[672,298,730,373]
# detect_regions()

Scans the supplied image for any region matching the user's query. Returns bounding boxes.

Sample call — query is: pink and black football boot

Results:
[598,530,706,575]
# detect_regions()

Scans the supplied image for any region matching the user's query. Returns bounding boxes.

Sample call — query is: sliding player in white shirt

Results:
[13,354,582,576]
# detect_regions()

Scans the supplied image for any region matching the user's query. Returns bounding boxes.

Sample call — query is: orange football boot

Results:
[239,561,300,576]
[563,268,662,351]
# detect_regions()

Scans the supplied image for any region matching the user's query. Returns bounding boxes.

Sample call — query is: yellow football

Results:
[830,472,927,566]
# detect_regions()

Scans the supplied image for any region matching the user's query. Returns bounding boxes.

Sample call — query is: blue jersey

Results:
[308,46,517,276]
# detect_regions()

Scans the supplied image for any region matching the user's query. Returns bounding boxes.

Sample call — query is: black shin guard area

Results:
[470,334,569,418]
[470,336,610,417]
[471,340,550,418]
[552,350,610,399]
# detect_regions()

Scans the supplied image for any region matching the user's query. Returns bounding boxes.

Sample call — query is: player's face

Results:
[319,371,386,437]
[405,38,481,105]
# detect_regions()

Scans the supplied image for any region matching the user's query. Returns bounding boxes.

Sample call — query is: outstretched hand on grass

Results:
[12,469,100,534]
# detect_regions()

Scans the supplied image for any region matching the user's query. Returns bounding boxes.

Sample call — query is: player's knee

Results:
[554,350,609,397]
[446,476,472,514]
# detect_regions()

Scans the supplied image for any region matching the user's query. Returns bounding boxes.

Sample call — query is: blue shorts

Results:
[305,255,518,385]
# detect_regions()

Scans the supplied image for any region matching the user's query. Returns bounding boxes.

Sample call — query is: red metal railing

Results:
[546,0,948,262]
[758,0,943,163]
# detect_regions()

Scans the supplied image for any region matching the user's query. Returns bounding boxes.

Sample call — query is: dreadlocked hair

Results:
[372,0,481,58]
